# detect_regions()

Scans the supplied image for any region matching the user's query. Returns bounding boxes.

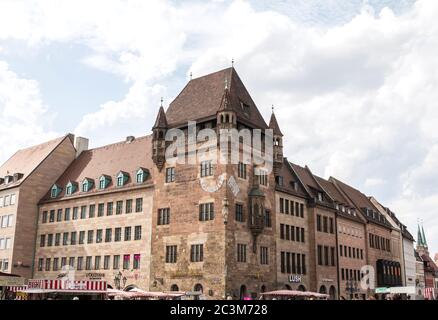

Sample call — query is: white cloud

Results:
[0,60,57,161]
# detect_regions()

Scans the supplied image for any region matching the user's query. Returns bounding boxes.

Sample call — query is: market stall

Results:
[24,279,107,300]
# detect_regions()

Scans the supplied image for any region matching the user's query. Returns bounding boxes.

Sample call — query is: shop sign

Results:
[375,287,390,294]
[289,275,302,283]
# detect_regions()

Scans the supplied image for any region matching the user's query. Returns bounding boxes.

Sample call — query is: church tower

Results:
[417,223,429,255]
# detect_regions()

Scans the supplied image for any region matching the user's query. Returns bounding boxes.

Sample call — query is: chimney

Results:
[126,136,135,143]
[75,137,89,158]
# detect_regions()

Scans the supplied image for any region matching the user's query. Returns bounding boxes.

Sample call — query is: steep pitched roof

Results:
[166,67,268,129]
[289,163,322,195]
[153,106,168,129]
[0,135,71,191]
[330,177,392,228]
[275,158,308,198]
[41,135,153,202]
[269,112,283,136]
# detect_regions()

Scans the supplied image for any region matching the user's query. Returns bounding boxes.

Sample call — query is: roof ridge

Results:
[86,134,152,153]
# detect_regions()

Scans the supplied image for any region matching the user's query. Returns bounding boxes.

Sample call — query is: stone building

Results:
[0,135,77,279]
[0,66,416,299]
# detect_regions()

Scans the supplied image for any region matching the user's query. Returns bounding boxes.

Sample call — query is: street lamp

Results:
[114,271,127,290]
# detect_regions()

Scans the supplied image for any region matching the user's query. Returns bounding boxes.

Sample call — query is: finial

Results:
[160,97,163,107]
[190,72,193,80]
[272,104,274,113]
[231,58,234,67]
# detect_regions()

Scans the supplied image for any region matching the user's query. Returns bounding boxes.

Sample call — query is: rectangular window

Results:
[45,258,51,271]
[70,232,77,245]
[331,247,336,266]
[135,198,143,212]
[116,201,123,215]
[87,230,94,244]
[260,246,269,265]
[123,254,130,270]
[238,162,247,179]
[190,244,204,262]
[96,229,103,243]
[55,233,61,246]
[280,224,285,240]
[89,204,95,218]
[295,226,300,242]
[301,228,305,243]
[290,225,295,241]
[286,252,291,273]
[115,228,122,242]
[86,256,92,270]
[258,170,268,186]
[49,210,55,223]
[166,245,177,263]
[64,208,71,221]
[98,203,104,217]
[264,210,271,227]
[302,254,306,275]
[133,254,141,270]
[286,200,290,215]
[79,231,85,244]
[134,226,142,240]
[200,161,213,177]
[95,256,101,270]
[38,258,43,271]
[104,256,111,270]
[46,234,53,247]
[72,207,78,220]
[105,228,112,242]
[165,167,175,183]
[280,198,284,214]
[63,232,69,245]
[281,252,285,273]
[107,202,113,216]
[317,245,323,266]
[324,246,329,266]
[77,257,83,271]
[300,203,304,218]
[237,244,247,263]
[53,258,59,271]
[113,255,120,269]
[292,253,296,273]
[80,206,87,219]
[124,227,132,241]
[235,204,244,222]
[317,215,321,232]
[158,208,170,225]
[329,218,334,234]
[42,211,48,223]
[199,203,214,221]
[297,253,302,274]
[126,199,133,214]
[61,257,67,268]
[57,209,63,222]
[69,257,75,268]
[323,216,328,233]
[40,234,46,247]
[339,245,343,257]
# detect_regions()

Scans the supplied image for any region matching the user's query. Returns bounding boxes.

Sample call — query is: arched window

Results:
[298,285,306,292]
[171,284,179,292]
[284,284,292,290]
[329,286,336,300]
[194,284,203,301]
[319,285,327,294]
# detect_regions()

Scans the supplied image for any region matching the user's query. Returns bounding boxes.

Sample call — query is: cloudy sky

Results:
[1,0,437,254]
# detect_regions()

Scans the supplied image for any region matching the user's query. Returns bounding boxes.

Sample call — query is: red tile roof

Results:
[41,135,153,202]
[289,163,322,194]
[0,135,71,191]
[269,112,283,136]
[166,67,268,129]
[275,159,308,198]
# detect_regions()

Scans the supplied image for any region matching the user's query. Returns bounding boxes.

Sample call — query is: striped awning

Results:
[27,279,107,293]
[424,287,435,300]
[7,286,28,292]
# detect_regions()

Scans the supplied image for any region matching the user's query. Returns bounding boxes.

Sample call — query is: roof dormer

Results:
[65,181,78,196]
[116,171,129,187]
[50,184,62,199]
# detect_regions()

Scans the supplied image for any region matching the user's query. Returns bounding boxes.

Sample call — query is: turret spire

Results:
[269,108,283,137]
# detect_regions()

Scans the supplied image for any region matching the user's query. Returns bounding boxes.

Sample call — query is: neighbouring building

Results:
[0,66,418,300]
[416,224,438,300]
[331,178,402,298]
[316,177,367,300]
[0,135,77,279]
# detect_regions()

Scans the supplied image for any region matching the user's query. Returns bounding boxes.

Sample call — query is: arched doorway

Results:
[239,285,247,300]
[171,284,179,292]
[261,285,267,293]
[329,286,337,300]
[194,284,203,301]
[319,285,327,294]
[284,284,292,290]
[298,285,306,292]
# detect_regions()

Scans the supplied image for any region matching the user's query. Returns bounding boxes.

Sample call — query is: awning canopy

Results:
[27,279,107,293]
[261,290,329,299]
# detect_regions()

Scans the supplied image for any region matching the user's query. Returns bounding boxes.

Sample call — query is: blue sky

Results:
[1,0,437,255]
